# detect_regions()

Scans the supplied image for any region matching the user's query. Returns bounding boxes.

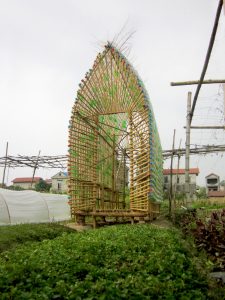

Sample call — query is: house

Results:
[12,177,42,189]
[220,180,225,191]
[163,168,199,196]
[51,171,68,193]
[205,173,220,192]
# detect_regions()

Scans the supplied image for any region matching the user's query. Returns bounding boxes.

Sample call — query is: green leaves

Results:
[0,225,211,299]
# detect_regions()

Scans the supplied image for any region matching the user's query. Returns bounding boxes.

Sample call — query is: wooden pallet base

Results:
[73,209,160,228]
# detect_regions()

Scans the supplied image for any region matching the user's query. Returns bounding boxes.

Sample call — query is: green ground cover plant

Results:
[0,224,220,299]
[0,223,75,253]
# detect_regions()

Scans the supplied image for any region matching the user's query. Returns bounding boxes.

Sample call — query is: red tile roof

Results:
[208,191,225,197]
[163,168,199,175]
[12,177,42,183]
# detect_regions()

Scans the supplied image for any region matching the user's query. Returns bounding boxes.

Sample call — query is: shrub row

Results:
[0,223,75,253]
[0,224,217,299]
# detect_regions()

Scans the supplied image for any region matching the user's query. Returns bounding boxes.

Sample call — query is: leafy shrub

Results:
[0,225,215,299]
[191,209,225,271]
[174,208,197,233]
[7,185,25,191]
[175,208,225,271]
[0,223,75,253]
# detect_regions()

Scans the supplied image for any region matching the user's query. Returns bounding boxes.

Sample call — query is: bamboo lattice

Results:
[68,43,163,217]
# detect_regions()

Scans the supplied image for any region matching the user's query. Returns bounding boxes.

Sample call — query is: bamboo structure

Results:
[68,43,163,225]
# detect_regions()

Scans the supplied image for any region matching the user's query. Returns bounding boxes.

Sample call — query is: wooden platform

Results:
[74,207,160,228]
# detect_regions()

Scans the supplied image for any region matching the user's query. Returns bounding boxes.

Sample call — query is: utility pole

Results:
[185,92,191,205]
[2,142,9,188]
[169,129,176,217]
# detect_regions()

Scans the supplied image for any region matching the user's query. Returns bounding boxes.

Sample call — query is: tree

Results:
[35,179,51,192]
[196,187,207,199]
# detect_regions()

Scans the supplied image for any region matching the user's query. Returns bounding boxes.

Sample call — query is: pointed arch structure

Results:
[68,43,163,223]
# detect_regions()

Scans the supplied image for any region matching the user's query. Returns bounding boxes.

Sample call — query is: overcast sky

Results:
[0,0,225,186]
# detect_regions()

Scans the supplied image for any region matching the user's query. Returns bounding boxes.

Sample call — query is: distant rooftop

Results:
[12,177,42,183]
[163,168,199,175]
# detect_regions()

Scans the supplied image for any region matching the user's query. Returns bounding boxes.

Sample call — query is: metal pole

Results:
[185,92,192,205]
[2,142,9,187]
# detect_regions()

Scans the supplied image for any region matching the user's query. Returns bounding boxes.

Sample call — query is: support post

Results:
[112,134,116,208]
[174,139,182,204]
[169,129,176,217]
[185,92,192,205]
[123,149,126,209]
[31,150,41,189]
[2,142,8,188]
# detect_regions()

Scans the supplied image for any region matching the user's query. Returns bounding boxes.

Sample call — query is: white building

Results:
[163,168,199,196]
[205,173,220,192]
[51,172,68,193]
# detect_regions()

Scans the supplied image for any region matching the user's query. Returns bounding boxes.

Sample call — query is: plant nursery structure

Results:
[68,43,163,226]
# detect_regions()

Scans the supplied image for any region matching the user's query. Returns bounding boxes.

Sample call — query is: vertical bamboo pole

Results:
[173,139,182,203]
[185,92,192,205]
[93,116,98,212]
[31,150,41,189]
[112,134,116,208]
[129,113,134,211]
[123,148,126,208]
[169,129,176,217]
[2,142,8,188]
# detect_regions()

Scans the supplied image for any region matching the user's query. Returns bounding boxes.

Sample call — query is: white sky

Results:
[0,0,225,186]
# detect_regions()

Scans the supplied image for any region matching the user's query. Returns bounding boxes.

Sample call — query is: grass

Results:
[191,199,225,210]
[0,223,75,253]
[0,224,223,299]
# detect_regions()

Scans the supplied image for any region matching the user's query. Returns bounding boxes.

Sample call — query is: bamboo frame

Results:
[68,43,163,223]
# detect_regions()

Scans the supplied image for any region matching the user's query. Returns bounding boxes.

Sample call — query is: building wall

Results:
[51,172,68,193]
[205,174,220,192]
[164,174,197,185]
[164,173,198,196]
[13,182,35,189]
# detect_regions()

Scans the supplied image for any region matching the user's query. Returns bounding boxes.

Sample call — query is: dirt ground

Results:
[65,214,173,231]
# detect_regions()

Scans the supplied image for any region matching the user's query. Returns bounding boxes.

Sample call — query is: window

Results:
[207,178,218,185]
[164,176,168,183]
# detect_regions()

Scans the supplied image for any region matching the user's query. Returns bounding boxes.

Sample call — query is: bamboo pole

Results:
[171,79,225,86]
[169,129,176,217]
[2,142,8,187]
[31,150,41,189]
[190,0,223,123]
[185,92,192,205]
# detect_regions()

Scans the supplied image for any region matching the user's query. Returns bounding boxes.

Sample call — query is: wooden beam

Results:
[171,79,225,86]
[185,126,225,129]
